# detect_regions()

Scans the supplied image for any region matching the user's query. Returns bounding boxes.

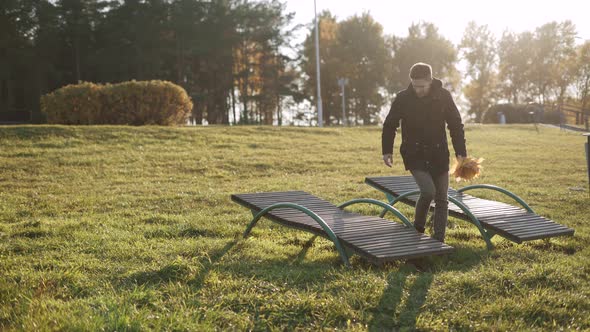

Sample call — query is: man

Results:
[382,62,466,243]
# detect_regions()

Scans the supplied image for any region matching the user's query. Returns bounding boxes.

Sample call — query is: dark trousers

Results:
[410,169,449,242]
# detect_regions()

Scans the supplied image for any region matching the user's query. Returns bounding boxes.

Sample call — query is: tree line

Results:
[460,21,590,122]
[2,0,589,125]
[1,0,299,125]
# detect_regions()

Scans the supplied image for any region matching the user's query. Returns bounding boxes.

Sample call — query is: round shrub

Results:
[41,80,193,126]
[41,82,103,125]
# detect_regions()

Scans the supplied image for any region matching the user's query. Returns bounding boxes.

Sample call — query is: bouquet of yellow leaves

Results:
[450,156,484,182]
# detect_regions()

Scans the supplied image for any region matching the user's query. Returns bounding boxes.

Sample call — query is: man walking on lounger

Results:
[382,62,466,243]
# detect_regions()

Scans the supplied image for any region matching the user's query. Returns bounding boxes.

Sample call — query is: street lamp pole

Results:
[314,0,323,127]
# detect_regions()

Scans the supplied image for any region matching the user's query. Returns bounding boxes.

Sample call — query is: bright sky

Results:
[286,0,590,46]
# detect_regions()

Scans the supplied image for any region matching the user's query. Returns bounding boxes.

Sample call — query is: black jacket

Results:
[382,78,466,174]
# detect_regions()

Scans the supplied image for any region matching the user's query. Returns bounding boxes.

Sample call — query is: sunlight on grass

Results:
[0,124,588,330]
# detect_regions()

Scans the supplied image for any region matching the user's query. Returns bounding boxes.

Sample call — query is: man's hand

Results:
[383,154,393,168]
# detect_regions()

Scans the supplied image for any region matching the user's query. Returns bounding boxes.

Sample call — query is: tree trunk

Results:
[361,97,370,125]
[74,36,81,82]
[193,101,203,125]
[242,76,249,124]
[221,90,229,124]
[241,41,249,124]
[176,38,184,84]
[582,80,589,130]
[231,82,237,125]
[276,95,281,126]
[206,82,217,124]
[0,79,6,110]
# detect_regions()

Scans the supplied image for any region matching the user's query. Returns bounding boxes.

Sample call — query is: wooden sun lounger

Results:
[365,176,575,249]
[231,191,454,266]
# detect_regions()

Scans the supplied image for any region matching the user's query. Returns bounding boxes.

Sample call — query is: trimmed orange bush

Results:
[41,82,103,125]
[41,80,193,125]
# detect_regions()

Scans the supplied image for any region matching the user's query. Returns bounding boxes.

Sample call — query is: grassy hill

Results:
[0,125,588,330]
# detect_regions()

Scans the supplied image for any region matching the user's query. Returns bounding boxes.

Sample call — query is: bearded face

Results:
[411,78,433,98]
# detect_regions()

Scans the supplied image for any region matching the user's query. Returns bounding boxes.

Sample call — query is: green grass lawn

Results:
[0,124,588,331]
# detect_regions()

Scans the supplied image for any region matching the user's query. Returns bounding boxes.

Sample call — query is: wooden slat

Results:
[487,225,567,237]
[341,230,422,244]
[513,230,574,240]
[477,213,536,221]
[268,213,387,226]
[344,234,436,249]
[332,224,405,236]
[340,233,424,247]
[489,220,566,232]
[243,196,326,203]
[482,215,558,225]
[366,243,453,256]
[518,229,575,241]
[366,241,453,255]
[507,225,574,235]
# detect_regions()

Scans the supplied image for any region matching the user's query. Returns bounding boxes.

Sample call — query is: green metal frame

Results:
[447,195,494,250]
[337,198,414,228]
[244,203,350,267]
[378,189,495,250]
[378,190,419,218]
[457,184,535,214]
